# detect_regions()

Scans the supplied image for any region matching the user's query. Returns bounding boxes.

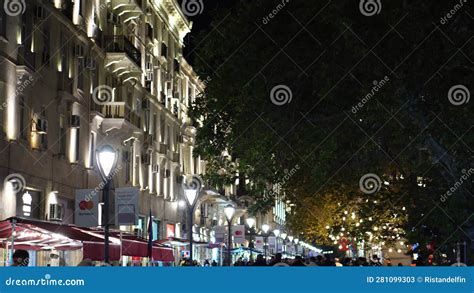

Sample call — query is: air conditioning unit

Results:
[36,6,45,19]
[146,71,154,81]
[107,11,119,25]
[152,164,159,174]
[35,118,48,134]
[70,115,80,128]
[85,57,96,70]
[49,204,63,221]
[74,45,85,58]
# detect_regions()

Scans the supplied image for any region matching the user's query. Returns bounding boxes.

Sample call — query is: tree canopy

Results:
[190,0,473,259]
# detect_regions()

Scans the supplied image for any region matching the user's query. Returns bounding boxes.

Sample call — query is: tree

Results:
[191,0,473,260]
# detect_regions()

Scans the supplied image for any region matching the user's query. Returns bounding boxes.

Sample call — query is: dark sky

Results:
[179,0,238,65]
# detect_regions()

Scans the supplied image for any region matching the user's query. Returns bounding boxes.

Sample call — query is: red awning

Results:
[0,217,105,251]
[0,217,175,262]
[152,246,174,262]
[82,242,121,261]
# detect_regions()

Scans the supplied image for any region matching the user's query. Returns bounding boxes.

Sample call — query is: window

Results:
[16,190,41,219]
[88,132,96,167]
[60,33,68,73]
[74,128,80,162]
[152,219,160,241]
[42,24,51,66]
[137,216,145,232]
[77,57,84,91]
[39,107,48,149]
[123,150,131,183]
[19,97,27,140]
[59,115,66,155]
[78,0,83,17]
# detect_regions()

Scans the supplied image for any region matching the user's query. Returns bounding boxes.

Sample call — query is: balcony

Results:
[104,36,141,68]
[110,0,143,21]
[100,102,142,133]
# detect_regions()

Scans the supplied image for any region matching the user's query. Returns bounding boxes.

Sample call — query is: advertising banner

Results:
[74,189,98,227]
[231,225,245,243]
[114,187,139,226]
[214,225,226,243]
[255,236,264,250]
[166,223,175,238]
[268,236,276,253]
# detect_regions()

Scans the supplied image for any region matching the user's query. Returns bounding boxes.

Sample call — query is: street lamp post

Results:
[96,145,118,263]
[224,204,236,266]
[273,229,280,254]
[280,232,287,253]
[261,224,270,260]
[288,235,294,257]
[246,217,256,260]
[183,175,202,263]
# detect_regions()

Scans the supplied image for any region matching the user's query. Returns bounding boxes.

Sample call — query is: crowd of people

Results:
[10,249,447,267]
[180,253,441,267]
[236,253,399,267]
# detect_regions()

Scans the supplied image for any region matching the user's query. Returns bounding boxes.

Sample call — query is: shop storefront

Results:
[0,217,174,266]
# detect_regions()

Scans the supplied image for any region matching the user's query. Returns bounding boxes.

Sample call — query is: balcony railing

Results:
[103,36,141,68]
[101,102,141,129]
